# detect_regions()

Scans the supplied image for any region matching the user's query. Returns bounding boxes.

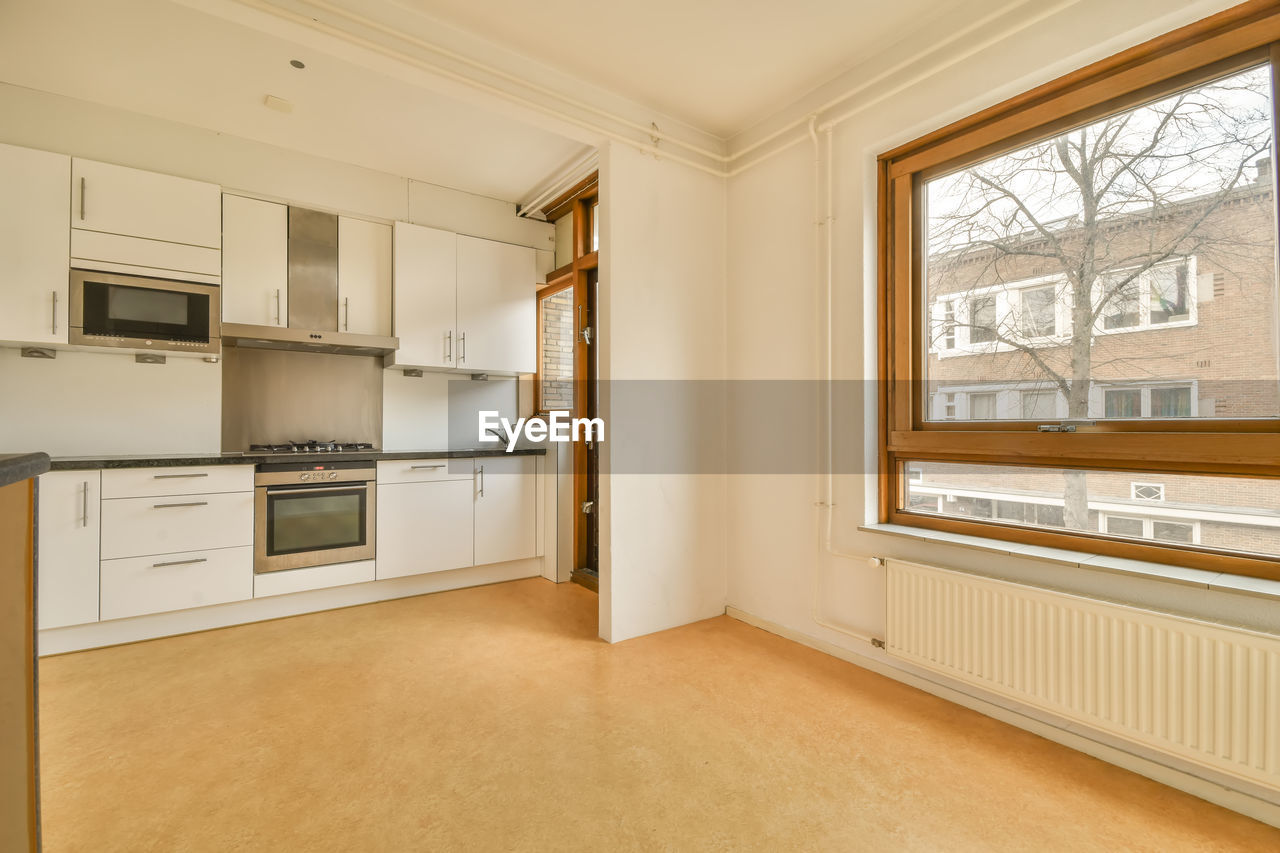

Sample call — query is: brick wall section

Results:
[540,288,574,411]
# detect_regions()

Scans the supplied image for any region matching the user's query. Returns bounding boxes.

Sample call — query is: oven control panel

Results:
[298,471,342,481]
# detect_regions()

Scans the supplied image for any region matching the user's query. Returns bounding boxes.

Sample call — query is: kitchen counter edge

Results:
[48,447,546,471]
[0,453,52,487]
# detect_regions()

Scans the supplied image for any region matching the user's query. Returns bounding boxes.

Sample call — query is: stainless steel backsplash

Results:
[221,346,382,449]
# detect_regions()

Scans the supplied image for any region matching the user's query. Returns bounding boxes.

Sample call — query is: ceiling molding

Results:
[517,148,599,220]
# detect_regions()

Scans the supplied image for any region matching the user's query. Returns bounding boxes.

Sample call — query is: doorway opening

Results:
[534,174,599,590]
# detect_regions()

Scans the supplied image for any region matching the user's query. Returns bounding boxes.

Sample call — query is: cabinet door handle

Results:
[445,330,452,362]
[477,464,484,497]
[152,501,208,509]
[274,289,282,325]
[51,291,58,335]
[459,332,466,364]
[81,480,88,528]
[344,297,350,331]
[151,558,207,569]
[79,177,86,221]
[410,464,446,470]
[153,472,209,479]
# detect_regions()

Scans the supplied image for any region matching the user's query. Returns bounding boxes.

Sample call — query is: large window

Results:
[879,6,1280,580]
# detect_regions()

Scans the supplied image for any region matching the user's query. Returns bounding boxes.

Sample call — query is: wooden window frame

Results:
[878,1,1280,581]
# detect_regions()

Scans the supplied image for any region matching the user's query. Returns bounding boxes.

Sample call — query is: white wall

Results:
[725,0,1280,653]
[597,141,728,642]
[0,348,220,456]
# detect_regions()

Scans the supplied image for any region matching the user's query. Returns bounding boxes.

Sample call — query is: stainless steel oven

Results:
[70,268,221,355]
[254,461,376,573]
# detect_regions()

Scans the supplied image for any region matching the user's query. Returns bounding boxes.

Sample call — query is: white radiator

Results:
[886,560,1280,793]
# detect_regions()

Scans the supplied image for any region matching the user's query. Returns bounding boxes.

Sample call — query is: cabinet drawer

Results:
[101,491,252,559]
[102,465,252,499]
[100,546,253,620]
[376,457,473,485]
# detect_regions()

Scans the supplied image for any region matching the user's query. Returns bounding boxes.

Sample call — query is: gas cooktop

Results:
[248,440,377,454]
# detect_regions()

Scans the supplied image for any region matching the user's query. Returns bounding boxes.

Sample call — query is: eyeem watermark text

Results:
[479,410,605,452]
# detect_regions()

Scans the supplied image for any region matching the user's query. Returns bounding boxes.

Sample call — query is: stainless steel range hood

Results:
[222,207,398,357]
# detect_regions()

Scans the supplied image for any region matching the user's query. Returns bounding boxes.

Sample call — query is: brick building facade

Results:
[908,163,1280,556]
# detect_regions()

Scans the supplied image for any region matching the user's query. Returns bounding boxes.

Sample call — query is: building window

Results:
[1020,389,1058,420]
[1019,285,1057,337]
[879,6,1280,580]
[968,295,997,343]
[1131,483,1165,501]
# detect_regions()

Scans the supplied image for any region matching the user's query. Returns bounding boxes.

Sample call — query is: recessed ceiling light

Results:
[290,59,306,69]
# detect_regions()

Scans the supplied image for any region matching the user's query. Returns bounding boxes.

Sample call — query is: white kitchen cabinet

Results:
[473,455,538,566]
[376,479,474,579]
[391,222,456,368]
[222,194,288,326]
[339,217,392,337]
[37,472,100,629]
[100,545,253,621]
[101,465,253,499]
[456,235,536,375]
[0,143,69,345]
[72,159,221,249]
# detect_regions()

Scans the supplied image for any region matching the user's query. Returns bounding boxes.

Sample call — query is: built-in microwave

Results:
[69,269,221,355]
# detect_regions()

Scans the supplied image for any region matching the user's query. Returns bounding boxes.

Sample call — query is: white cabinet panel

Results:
[474,455,537,566]
[72,159,221,249]
[222,195,288,326]
[339,217,392,337]
[100,491,253,559]
[70,230,221,280]
[101,465,253,499]
[391,222,456,369]
[456,236,536,375]
[376,479,474,579]
[0,143,69,345]
[253,560,375,598]
[100,546,253,620]
[376,457,473,485]
[37,472,100,629]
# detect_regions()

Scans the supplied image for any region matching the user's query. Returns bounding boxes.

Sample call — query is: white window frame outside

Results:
[1131,482,1166,501]
[1098,511,1201,544]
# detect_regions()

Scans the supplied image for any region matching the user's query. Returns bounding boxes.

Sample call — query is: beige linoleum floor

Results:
[39,578,1280,851]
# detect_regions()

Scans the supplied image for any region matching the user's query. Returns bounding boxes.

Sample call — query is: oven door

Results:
[254,482,376,573]
[69,269,221,354]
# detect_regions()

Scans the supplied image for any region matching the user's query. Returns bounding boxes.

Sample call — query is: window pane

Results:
[1020,286,1056,336]
[1021,389,1057,419]
[970,392,997,419]
[1105,515,1145,537]
[538,288,574,411]
[969,296,996,343]
[1151,386,1192,418]
[1104,388,1141,418]
[904,461,1280,558]
[1153,521,1195,543]
[924,65,1278,421]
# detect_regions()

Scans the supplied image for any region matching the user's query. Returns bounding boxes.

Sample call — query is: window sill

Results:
[858,523,1280,601]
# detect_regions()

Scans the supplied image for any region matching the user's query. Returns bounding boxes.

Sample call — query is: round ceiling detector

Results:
[290,59,306,69]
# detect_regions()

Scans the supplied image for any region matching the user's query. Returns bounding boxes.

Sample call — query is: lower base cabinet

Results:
[37,472,101,629]
[377,479,474,580]
[474,456,538,567]
[100,546,253,620]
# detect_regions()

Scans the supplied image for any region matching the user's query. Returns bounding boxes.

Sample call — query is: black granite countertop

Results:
[0,452,52,487]
[48,446,545,471]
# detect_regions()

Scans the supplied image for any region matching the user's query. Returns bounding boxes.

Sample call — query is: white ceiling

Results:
[0,0,593,202]
[389,0,966,138]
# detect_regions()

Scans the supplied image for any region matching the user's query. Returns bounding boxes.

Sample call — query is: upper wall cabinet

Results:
[222,194,288,327]
[392,221,457,369]
[391,225,535,374]
[0,142,70,346]
[339,217,392,337]
[71,159,221,282]
[456,235,536,375]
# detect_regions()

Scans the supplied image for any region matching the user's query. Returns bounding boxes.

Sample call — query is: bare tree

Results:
[925,66,1273,529]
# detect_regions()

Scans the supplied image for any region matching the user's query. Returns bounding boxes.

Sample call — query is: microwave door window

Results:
[268,490,366,556]
[82,281,210,342]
